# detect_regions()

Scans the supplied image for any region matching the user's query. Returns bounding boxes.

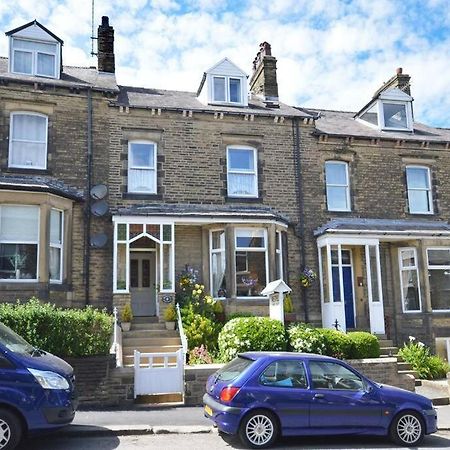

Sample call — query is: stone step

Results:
[375,334,387,340]
[398,369,419,378]
[123,336,181,347]
[396,361,413,371]
[380,346,399,356]
[135,393,183,404]
[123,344,182,357]
[124,329,179,339]
[131,323,166,331]
[378,339,394,348]
[132,316,159,324]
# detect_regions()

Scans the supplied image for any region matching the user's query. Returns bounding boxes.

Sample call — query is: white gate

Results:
[134,349,184,398]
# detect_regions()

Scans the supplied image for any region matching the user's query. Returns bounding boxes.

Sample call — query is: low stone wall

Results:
[67,356,415,407]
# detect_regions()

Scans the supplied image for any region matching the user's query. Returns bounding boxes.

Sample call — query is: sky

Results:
[0,0,449,127]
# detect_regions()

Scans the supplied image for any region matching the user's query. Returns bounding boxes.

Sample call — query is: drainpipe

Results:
[84,88,93,305]
[292,117,308,322]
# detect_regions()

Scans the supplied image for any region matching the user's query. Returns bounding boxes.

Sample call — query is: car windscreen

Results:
[215,356,255,382]
[0,322,35,356]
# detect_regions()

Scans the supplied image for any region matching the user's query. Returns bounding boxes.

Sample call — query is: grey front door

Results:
[130,252,156,316]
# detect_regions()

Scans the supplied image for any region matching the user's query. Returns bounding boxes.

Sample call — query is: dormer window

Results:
[6,20,63,80]
[356,87,413,132]
[197,58,248,107]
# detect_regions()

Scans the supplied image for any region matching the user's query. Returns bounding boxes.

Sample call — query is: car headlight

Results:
[28,368,70,390]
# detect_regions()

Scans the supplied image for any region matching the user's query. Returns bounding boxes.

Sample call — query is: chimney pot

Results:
[396,67,403,74]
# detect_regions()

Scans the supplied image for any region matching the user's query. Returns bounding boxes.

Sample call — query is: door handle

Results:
[313,393,325,399]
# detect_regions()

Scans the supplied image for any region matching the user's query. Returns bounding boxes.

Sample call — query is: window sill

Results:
[431,310,450,314]
[4,167,51,175]
[122,193,162,200]
[408,212,434,216]
[226,196,262,203]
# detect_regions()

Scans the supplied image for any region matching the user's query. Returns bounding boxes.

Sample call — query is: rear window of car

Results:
[215,356,254,382]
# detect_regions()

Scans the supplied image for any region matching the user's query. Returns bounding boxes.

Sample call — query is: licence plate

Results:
[204,405,213,416]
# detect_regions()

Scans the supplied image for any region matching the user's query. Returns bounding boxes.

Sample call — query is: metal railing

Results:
[176,303,188,361]
[109,306,123,367]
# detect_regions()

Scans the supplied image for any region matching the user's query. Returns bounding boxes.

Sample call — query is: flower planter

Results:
[165,321,175,330]
[122,322,131,332]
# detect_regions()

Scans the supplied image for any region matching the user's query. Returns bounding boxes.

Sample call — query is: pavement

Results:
[54,402,450,438]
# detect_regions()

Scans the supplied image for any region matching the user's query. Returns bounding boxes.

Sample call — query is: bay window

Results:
[210,230,226,298]
[0,205,39,281]
[427,248,450,311]
[235,228,268,297]
[399,248,421,312]
[227,146,258,198]
[9,112,48,169]
[49,209,63,282]
[128,141,157,193]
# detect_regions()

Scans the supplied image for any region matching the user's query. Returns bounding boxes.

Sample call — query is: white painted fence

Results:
[133,349,184,398]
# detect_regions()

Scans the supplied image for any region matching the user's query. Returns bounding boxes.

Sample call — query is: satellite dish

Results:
[90,233,108,248]
[90,184,108,200]
[91,200,109,216]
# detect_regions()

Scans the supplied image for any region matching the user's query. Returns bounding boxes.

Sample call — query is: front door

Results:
[130,252,156,316]
[331,250,355,329]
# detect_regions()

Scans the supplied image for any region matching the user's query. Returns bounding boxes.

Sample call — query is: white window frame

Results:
[276,230,284,280]
[10,37,58,78]
[235,227,268,299]
[49,208,64,283]
[426,247,450,312]
[0,204,40,283]
[227,146,258,198]
[127,140,157,194]
[406,165,433,215]
[211,75,245,105]
[209,229,226,299]
[8,112,48,170]
[325,161,351,212]
[398,247,422,313]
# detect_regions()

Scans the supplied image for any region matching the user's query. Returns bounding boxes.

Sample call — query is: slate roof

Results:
[0,57,119,92]
[115,85,312,118]
[314,218,450,236]
[308,109,450,143]
[0,175,84,201]
[114,203,291,224]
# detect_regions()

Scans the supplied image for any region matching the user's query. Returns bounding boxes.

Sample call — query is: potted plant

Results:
[164,304,177,330]
[213,299,225,323]
[284,294,296,323]
[121,302,133,331]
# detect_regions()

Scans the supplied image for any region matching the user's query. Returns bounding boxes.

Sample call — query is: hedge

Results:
[218,317,287,361]
[0,298,113,357]
[288,324,380,359]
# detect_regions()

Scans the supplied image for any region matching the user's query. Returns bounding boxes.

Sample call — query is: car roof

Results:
[239,352,338,362]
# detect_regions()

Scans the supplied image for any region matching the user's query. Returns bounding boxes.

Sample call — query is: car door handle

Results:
[313,393,325,399]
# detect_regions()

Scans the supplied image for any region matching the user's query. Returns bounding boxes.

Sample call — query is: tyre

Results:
[238,410,279,449]
[390,411,424,446]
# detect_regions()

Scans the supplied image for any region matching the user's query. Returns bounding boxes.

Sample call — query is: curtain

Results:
[228,173,255,196]
[129,168,155,192]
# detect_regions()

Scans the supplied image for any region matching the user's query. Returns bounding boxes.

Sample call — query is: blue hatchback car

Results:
[203,352,437,448]
[0,322,77,450]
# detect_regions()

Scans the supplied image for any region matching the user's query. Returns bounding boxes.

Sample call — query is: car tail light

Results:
[220,386,240,403]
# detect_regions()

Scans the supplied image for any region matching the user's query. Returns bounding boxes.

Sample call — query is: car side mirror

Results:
[364,382,374,394]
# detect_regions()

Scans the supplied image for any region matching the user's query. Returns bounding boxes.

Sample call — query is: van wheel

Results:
[0,408,22,450]
[238,410,279,449]
[390,411,424,446]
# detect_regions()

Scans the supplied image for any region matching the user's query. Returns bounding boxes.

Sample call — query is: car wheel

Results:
[0,408,22,450]
[239,410,279,449]
[390,411,424,446]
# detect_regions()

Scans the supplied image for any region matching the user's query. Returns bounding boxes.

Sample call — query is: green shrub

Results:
[121,302,133,322]
[226,312,254,321]
[347,332,380,359]
[398,337,450,380]
[164,304,177,322]
[181,303,221,352]
[218,317,287,361]
[0,298,112,357]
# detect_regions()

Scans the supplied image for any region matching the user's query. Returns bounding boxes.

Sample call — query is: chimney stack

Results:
[97,16,115,73]
[249,42,279,108]
[381,67,411,96]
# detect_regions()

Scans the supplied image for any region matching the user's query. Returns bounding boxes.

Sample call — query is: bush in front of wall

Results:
[218,317,287,362]
[0,298,112,357]
[398,337,450,379]
[121,302,133,322]
[346,331,380,359]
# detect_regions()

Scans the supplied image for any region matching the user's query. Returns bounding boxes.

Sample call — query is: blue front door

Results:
[331,251,355,329]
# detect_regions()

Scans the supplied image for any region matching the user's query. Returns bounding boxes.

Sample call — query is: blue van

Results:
[0,322,77,449]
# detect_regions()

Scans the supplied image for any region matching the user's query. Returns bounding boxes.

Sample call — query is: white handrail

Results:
[176,303,188,360]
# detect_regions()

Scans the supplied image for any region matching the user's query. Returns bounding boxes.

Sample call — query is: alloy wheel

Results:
[0,419,11,449]
[245,414,274,447]
[396,413,422,444]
